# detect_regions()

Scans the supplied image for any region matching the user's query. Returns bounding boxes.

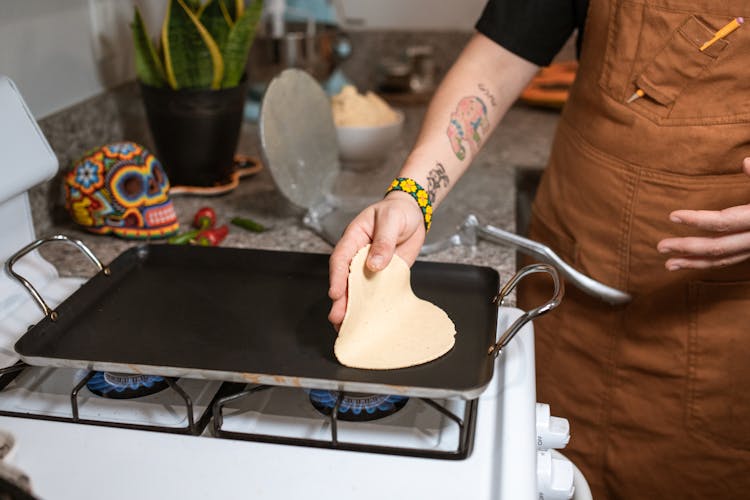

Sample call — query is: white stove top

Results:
[0,302,541,500]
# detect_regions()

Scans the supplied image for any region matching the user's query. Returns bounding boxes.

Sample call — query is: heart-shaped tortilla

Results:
[334,245,456,369]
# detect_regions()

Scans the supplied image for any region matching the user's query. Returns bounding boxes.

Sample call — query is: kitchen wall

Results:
[338,0,485,30]
[0,0,483,119]
[0,0,165,118]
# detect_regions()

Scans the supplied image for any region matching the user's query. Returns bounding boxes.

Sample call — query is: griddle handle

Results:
[5,234,107,321]
[489,263,563,357]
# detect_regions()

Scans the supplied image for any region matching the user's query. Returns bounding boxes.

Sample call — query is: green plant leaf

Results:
[221,0,263,87]
[219,0,234,26]
[162,0,224,89]
[131,6,166,87]
[224,0,244,22]
[198,0,232,52]
[184,0,203,12]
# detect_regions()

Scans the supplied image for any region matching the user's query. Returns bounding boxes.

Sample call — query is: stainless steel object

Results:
[5,234,108,320]
[490,263,563,356]
[422,214,632,305]
[247,21,351,91]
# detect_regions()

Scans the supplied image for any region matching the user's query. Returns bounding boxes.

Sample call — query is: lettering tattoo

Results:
[478,83,497,107]
[446,96,490,161]
[426,162,450,204]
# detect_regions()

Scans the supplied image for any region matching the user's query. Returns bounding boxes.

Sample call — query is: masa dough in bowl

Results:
[334,245,456,369]
[331,85,400,127]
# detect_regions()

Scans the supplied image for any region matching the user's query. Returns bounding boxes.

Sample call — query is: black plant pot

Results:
[139,77,248,187]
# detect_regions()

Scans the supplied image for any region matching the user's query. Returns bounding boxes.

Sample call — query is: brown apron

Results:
[518,1,750,498]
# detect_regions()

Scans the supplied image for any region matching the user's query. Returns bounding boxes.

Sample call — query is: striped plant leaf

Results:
[198,0,232,52]
[184,0,203,12]
[224,0,244,22]
[219,0,234,26]
[131,6,166,87]
[234,0,244,21]
[161,0,224,89]
[221,0,263,87]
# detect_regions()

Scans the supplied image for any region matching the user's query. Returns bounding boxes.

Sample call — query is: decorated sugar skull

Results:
[64,142,179,239]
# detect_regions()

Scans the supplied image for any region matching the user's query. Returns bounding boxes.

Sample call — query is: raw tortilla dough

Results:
[334,245,456,369]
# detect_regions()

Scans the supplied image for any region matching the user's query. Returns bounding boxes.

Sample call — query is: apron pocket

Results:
[632,15,726,115]
[687,280,750,450]
[528,206,579,268]
[598,2,750,124]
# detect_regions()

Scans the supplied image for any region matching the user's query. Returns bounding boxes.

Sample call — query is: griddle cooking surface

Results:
[15,245,499,397]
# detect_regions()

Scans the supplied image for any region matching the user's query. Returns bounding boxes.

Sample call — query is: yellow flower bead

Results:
[400,179,417,193]
[417,190,428,207]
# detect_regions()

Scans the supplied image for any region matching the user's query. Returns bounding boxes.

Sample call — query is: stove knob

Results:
[537,449,575,500]
[536,403,570,450]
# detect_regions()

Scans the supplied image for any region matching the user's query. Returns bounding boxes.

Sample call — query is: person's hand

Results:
[657,157,750,271]
[328,192,426,328]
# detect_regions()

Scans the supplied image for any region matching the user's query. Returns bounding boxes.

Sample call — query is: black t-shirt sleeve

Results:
[475,0,578,66]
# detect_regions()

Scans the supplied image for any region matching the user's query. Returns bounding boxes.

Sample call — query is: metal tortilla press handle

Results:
[5,234,108,321]
[461,215,631,305]
[488,263,563,357]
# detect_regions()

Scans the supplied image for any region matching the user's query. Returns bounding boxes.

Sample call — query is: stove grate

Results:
[211,385,478,460]
[0,364,235,435]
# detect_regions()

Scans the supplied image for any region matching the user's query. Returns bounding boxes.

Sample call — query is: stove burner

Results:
[86,372,169,399]
[308,390,408,421]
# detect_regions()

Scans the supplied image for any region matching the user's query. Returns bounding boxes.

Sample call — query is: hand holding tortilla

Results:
[334,245,456,370]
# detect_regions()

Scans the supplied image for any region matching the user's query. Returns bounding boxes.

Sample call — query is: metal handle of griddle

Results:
[5,234,109,321]
[488,263,563,357]
[461,214,631,305]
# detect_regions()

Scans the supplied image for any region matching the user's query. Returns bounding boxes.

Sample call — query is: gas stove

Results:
[0,74,588,499]
[0,268,582,499]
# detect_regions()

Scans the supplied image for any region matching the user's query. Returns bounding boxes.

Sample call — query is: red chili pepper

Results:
[195,225,229,246]
[192,207,217,230]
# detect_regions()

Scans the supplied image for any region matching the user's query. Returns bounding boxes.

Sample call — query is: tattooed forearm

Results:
[446,96,489,161]
[426,162,450,204]
[477,83,497,107]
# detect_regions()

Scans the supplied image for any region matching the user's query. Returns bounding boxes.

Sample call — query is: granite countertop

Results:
[40,102,561,298]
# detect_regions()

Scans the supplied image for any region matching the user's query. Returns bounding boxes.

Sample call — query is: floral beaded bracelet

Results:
[385,177,433,232]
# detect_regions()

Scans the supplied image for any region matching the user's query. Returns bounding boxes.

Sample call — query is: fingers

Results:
[328,296,347,330]
[328,216,372,301]
[669,204,750,233]
[367,206,404,271]
[664,252,750,271]
[328,195,426,328]
[658,231,750,257]
[658,231,750,270]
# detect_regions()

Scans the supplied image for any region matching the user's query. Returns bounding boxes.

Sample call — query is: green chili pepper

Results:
[230,216,265,233]
[167,228,200,245]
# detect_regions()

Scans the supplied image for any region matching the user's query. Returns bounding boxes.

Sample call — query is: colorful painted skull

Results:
[64,142,179,239]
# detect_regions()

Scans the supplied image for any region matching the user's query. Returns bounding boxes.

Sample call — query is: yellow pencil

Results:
[626,88,645,104]
[701,17,744,51]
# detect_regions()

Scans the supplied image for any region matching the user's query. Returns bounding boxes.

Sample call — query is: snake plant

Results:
[132,0,263,90]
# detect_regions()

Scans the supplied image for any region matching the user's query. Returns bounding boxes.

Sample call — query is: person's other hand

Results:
[657,157,750,271]
[328,192,426,328]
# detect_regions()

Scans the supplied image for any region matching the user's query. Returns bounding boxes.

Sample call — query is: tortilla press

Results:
[258,68,467,250]
[259,69,631,306]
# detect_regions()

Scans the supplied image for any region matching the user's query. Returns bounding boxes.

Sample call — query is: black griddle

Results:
[14,244,500,399]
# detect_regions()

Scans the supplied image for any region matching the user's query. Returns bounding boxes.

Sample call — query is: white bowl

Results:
[335,110,404,167]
